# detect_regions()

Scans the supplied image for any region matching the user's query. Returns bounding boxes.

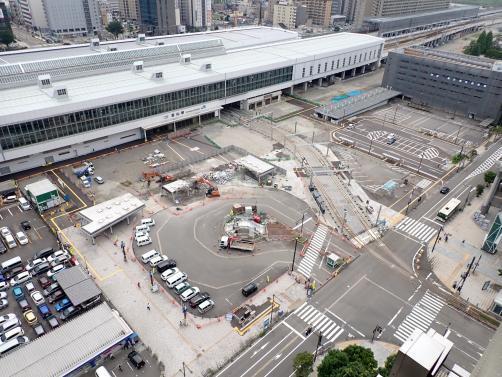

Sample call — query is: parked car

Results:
[15,231,29,245]
[189,292,210,308]
[10,271,32,287]
[30,291,45,305]
[47,315,60,329]
[173,282,191,295]
[47,264,65,278]
[6,267,24,279]
[0,273,4,282]
[160,267,180,281]
[49,254,69,267]
[48,290,65,304]
[0,281,9,291]
[12,287,24,301]
[20,221,31,231]
[25,282,35,293]
[134,231,148,242]
[43,283,60,297]
[38,276,52,289]
[0,299,7,310]
[149,254,168,267]
[47,250,68,264]
[60,306,81,321]
[0,326,24,344]
[33,324,45,337]
[55,298,71,312]
[94,176,104,184]
[23,310,38,326]
[197,299,214,314]
[26,258,47,271]
[0,314,17,326]
[128,351,146,369]
[32,262,51,276]
[440,186,450,194]
[0,227,11,239]
[37,303,51,319]
[180,287,200,302]
[0,240,6,255]
[0,292,6,300]
[18,299,30,312]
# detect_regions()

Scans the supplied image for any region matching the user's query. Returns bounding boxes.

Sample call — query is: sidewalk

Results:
[61,203,309,377]
[428,193,502,311]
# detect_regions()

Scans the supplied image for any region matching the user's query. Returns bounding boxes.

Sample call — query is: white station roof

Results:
[0,303,133,377]
[0,32,383,123]
[235,155,275,177]
[79,193,144,237]
[162,179,191,193]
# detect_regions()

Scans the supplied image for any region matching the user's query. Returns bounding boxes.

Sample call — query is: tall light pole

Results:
[417,153,424,173]
[368,137,374,155]
[291,213,305,272]
[430,226,443,254]
[341,209,347,235]
[269,294,275,329]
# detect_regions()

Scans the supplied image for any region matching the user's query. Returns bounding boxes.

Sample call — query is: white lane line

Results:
[293,217,312,230]
[387,307,403,326]
[282,321,306,340]
[294,302,307,315]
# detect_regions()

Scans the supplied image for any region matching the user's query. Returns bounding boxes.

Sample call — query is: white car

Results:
[0,227,11,239]
[149,255,168,267]
[49,254,69,267]
[0,281,9,291]
[47,264,65,278]
[94,176,104,184]
[10,271,32,287]
[15,231,29,245]
[180,287,200,302]
[47,250,68,264]
[25,282,35,293]
[26,258,47,271]
[0,292,6,300]
[134,231,148,241]
[0,314,17,326]
[30,291,45,305]
[0,327,24,344]
[160,268,180,281]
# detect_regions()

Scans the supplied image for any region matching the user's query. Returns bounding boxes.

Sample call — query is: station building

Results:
[0,27,384,177]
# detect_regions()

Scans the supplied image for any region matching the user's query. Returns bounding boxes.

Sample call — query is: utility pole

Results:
[368,137,373,155]
[405,186,416,215]
[291,213,305,272]
[417,153,424,173]
[472,254,482,273]
[269,294,275,329]
[393,104,398,123]
[313,331,323,363]
[431,226,443,253]
[341,209,347,235]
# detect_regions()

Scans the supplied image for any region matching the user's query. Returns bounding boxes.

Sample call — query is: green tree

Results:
[318,349,349,377]
[343,345,378,371]
[106,20,124,39]
[293,352,314,377]
[318,346,378,377]
[0,29,15,48]
[485,31,494,52]
[377,354,397,377]
[478,31,487,53]
[485,170,496,184]
[476,184,484,197]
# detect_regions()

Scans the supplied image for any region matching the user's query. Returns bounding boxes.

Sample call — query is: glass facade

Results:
[0,66,293,150]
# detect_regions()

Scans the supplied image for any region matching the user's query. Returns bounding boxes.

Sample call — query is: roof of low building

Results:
[0,302,132,377]
[55,266,101,306]
[235,155,275,176]
[24,179,58,197]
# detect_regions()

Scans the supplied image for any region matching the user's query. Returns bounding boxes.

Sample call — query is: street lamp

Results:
[430,226,443,254]
[291,213,306,272]
[417,153,424,173]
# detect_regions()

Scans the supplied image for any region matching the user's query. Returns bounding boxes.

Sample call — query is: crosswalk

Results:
[421,147,439,160]
[294,303,345,343]
[465,146,502,181]
[395,217,437,242]
[415,178,432,190]
[394,291,445,343]
[297,225,328,278]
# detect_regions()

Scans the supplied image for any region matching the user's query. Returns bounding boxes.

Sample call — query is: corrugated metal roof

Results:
[56,266,101,306]
[24,179,58,197]
[0,303,132,377]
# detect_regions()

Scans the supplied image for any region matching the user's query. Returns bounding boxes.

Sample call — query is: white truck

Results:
[219,236,255,252]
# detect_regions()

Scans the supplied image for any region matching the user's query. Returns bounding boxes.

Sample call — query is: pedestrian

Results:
[137,281,141,288]
[118,364,123,372]
[445,234,449,242]
[147,303,151,311]
[462,240,465,244]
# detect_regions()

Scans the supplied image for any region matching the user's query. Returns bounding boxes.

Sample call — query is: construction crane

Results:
[196,177,220,197]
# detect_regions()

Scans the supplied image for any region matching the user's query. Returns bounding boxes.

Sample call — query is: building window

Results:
[310,66,313,75]
[324,62,328,72]
[302,67,306,78]
[57,88,67,96]
[364,52,367,61]
[348,57,351,65]
[317,64,321,74]
[331,61,334,70]
[342,58,345,67]
[337,60,340,69]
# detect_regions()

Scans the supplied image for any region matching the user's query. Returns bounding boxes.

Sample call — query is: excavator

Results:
[142,171,175,183]
[196,177,220,197]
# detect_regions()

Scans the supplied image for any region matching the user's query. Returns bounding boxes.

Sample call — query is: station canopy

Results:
[235,155,275,179]
[79,193,144,238]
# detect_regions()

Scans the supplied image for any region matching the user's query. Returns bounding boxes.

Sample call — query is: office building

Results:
[18,0,48,32]
[298,0,332,27]
[157,0,180,34]
[43,0,102,36]
[273,0,296,29]
[382,47,502,123]
[138,0,158,34]
[180,0,211,31]
[118,0,139,20]
[0,27,383,176]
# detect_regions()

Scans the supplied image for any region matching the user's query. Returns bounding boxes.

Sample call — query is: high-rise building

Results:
[138,0,158,33]
[273,0,296,29]
[297,0,332,27]
[157,0,180,34]
[43,0,102,36]
[18,0,48,32]
[0,0,10,31]
[118,0,138,20]
[179,0,211,31]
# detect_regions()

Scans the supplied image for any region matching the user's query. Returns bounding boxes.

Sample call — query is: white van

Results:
[4,235,16,249]
[166,272,187,288]
[0,336,29,355]
[141,249,159,263]
[135,224,150,233]
[136,235,152,247]
[1,256,22,272]
[0,318,21,334]
[18,197,31,211]
[3,195,17,204]
[141,218,155,227]
[0,327,24,344]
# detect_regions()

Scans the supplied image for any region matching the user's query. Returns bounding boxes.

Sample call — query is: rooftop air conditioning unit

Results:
[90,38,100,49]
[151,71,164,81]
[180,54,191,65]
[156,41,164,46]
[200,62,212,71]
[37,74,52,89]
[132,61,144,73]
[51,85,68,99]
[107,46,118,52]
[137,34,146,44]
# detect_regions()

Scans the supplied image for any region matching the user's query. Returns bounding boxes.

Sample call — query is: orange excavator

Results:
[196,177,220,197]
[142,171,175,183]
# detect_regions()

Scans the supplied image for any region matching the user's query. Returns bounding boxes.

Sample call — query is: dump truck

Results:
[219,236,255,252]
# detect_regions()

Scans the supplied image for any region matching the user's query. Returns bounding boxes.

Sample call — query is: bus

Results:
[437,198,462,222]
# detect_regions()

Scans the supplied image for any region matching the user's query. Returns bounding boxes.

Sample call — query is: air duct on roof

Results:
[137,34,146,44]
[180,54,191,65]
[200,62,212,71]
[90,38,100,50]
[151,71,164,81]
[37,74,52,89]
[50,85,68,99]
[132,61,144,73]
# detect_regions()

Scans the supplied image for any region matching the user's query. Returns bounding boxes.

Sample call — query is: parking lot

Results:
[131,189,317,317]
[0,200,59,342]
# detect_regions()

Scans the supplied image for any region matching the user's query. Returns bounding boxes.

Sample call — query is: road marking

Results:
[250,342,270,358]
[328,275,367,310]
[364,277,411,306]
[282,320,306,340]
[408,283,422,301]
[395,217,438,242]
[262,336,309,377]
[444,329,451,338]
[166,143,185,161]
[7,208,12,216]
[293,217,312,230]
[294,305,345,341]
[387,307,403,326]
[241,333,293,377]
[297,225,328,279]
[173,139,205,155]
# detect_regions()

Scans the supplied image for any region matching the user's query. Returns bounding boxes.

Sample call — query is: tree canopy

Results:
[293,352,313,377]
[317,345,380,377]
[0,29,15,48]
[464,30,501,59]
[106,20,124,39]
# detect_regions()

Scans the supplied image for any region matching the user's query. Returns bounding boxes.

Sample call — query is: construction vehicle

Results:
[73,162,94,178]
[196,178,220,197]
[219,236,255,252]
[142,171,175,183]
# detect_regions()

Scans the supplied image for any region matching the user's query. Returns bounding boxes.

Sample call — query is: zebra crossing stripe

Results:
[294,302,307,314]
[295,305,345,341]
[299,306,315,320]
